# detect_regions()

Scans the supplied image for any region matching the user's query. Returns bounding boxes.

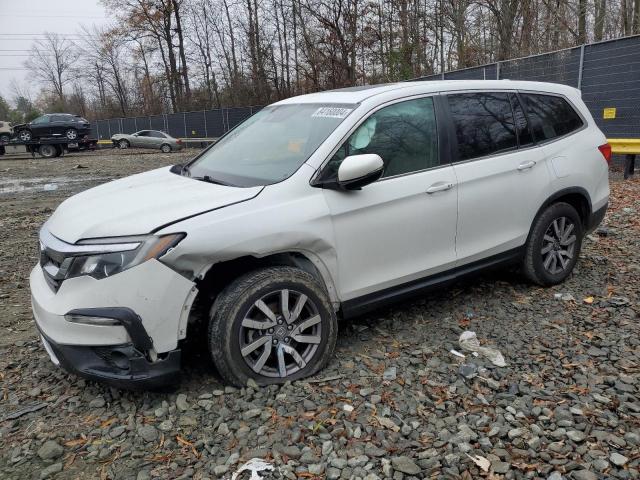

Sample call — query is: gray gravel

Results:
[1,163,639,479]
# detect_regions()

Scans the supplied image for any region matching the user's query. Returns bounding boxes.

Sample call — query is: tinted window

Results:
[51,115,68,122]
[510,94,534,147]
[136,131,150,137]
[31,116,49,124]
[521,94,583,141]
[448,92,517,161]
[322,97,439,180]
[149,131,166,138]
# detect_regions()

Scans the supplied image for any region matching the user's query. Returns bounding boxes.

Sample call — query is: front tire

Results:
[64,128,78,140]
[118,139,129,149]
[523,202,583,286]
[0,133,10,143]
[208,267,338,387]
[18,129,32,142]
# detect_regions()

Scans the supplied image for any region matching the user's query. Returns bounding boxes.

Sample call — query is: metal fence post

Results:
[183,112,187,138]
[496,62,500,79]
[577,44,585,90]
[203,110,207,138]
[164,114,168,133]
[107,121,111,138]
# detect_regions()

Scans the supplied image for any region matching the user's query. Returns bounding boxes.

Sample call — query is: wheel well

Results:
[548,192,590,227]
[188,252,333,330]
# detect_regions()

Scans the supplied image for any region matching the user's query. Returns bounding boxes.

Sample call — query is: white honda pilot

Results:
[31,80,610,388]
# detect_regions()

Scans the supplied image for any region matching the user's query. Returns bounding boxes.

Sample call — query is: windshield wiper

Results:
[192,175,232,186]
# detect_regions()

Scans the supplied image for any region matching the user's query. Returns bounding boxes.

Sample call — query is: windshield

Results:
[185,103,355,187]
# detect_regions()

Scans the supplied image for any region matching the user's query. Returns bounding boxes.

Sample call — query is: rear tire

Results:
[522,202,583,286]
[208,267,337,387]
[160,143,171,153]
[18,129,32,142]
[0,133,10,143]
[38,144,57,158]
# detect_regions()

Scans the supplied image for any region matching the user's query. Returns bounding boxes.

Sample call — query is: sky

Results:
[0,0,110,103]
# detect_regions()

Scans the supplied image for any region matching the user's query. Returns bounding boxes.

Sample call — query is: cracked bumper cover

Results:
[30,259,197,389]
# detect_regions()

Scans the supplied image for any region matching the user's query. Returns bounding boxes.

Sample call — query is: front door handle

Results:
[517,160,537,171]
[426,182,455,194]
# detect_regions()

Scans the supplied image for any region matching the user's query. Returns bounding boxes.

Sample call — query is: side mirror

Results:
[337,154,384,190]
[169,164,184,174]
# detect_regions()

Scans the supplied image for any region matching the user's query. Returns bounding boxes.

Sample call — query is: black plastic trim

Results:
[66,307,154,352]
[587,202,607,233]
[39,330,181,391]
[341,247,524,318]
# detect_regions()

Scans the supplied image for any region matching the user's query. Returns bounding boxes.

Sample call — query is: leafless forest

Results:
[5,0,640,120]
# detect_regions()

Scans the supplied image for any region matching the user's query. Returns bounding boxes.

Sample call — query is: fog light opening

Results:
[64,314,121,326]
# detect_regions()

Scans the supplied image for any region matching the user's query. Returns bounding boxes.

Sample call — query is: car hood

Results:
[13,123,27,129]
[46,166,264,243]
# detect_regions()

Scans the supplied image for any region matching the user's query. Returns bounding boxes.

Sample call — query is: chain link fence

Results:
[92,35,640,141]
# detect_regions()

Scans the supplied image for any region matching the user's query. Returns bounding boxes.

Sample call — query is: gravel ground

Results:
[0,150,638,480]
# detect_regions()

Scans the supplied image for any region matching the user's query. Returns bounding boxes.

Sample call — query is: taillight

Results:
[598,143,612,165]
[177,139,183,144]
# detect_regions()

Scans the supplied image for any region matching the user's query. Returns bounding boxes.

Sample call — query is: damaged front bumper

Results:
[39,329,182,390]
[30,260,197,390]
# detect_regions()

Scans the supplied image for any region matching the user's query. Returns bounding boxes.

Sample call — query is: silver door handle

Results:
[426,182,455,194]
[517,160,536,170]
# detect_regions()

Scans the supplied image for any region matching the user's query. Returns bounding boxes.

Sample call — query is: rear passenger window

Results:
[521,94,583,141]
[447,92,517,161]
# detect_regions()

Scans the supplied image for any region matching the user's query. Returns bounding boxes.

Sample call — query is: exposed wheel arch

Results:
[184,252,339,347]
[196,252,338,307]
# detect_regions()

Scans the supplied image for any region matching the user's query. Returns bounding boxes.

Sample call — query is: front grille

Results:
[39,233,73,293]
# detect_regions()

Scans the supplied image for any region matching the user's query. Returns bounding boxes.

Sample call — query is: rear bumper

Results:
[39,330,181,390]
[587,202,608,233]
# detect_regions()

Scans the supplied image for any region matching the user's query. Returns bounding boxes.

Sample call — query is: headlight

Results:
[66,233,184,280]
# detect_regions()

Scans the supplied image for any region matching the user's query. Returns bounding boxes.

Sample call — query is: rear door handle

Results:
[517,160,537,171]
[426,182,455,194]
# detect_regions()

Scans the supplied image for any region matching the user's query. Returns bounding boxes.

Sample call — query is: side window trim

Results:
[312,93,445,186]
[513,92,538,145]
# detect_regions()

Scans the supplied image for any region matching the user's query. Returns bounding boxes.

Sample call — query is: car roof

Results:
[273,80,580,105]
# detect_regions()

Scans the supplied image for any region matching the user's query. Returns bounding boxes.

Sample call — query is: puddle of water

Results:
[0,176,109,194]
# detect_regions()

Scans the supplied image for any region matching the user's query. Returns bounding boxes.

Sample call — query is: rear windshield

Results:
[185,103,355,187]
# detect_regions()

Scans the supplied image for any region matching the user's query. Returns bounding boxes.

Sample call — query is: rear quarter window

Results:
[521,93,584,141]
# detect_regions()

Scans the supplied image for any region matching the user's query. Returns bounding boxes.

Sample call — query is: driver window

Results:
[320,97,439,181]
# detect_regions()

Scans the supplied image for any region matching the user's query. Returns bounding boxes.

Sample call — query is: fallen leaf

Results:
[374,416,400,432]
[583,296,594,304]
[466,453,490,472]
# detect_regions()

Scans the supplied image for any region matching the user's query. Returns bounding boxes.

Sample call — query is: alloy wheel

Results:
[541,216,576,274]
[66,129,78,140]
[239,289,322,378]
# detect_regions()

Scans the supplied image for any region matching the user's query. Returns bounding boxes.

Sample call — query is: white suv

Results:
[30,80,610,388]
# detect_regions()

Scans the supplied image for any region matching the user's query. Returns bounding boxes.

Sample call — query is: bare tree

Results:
[25,32,75,104]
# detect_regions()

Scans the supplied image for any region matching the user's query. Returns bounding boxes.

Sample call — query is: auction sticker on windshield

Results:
[312,107,353,119]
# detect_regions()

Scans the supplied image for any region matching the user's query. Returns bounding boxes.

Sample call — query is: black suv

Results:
[13,114,91,142]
